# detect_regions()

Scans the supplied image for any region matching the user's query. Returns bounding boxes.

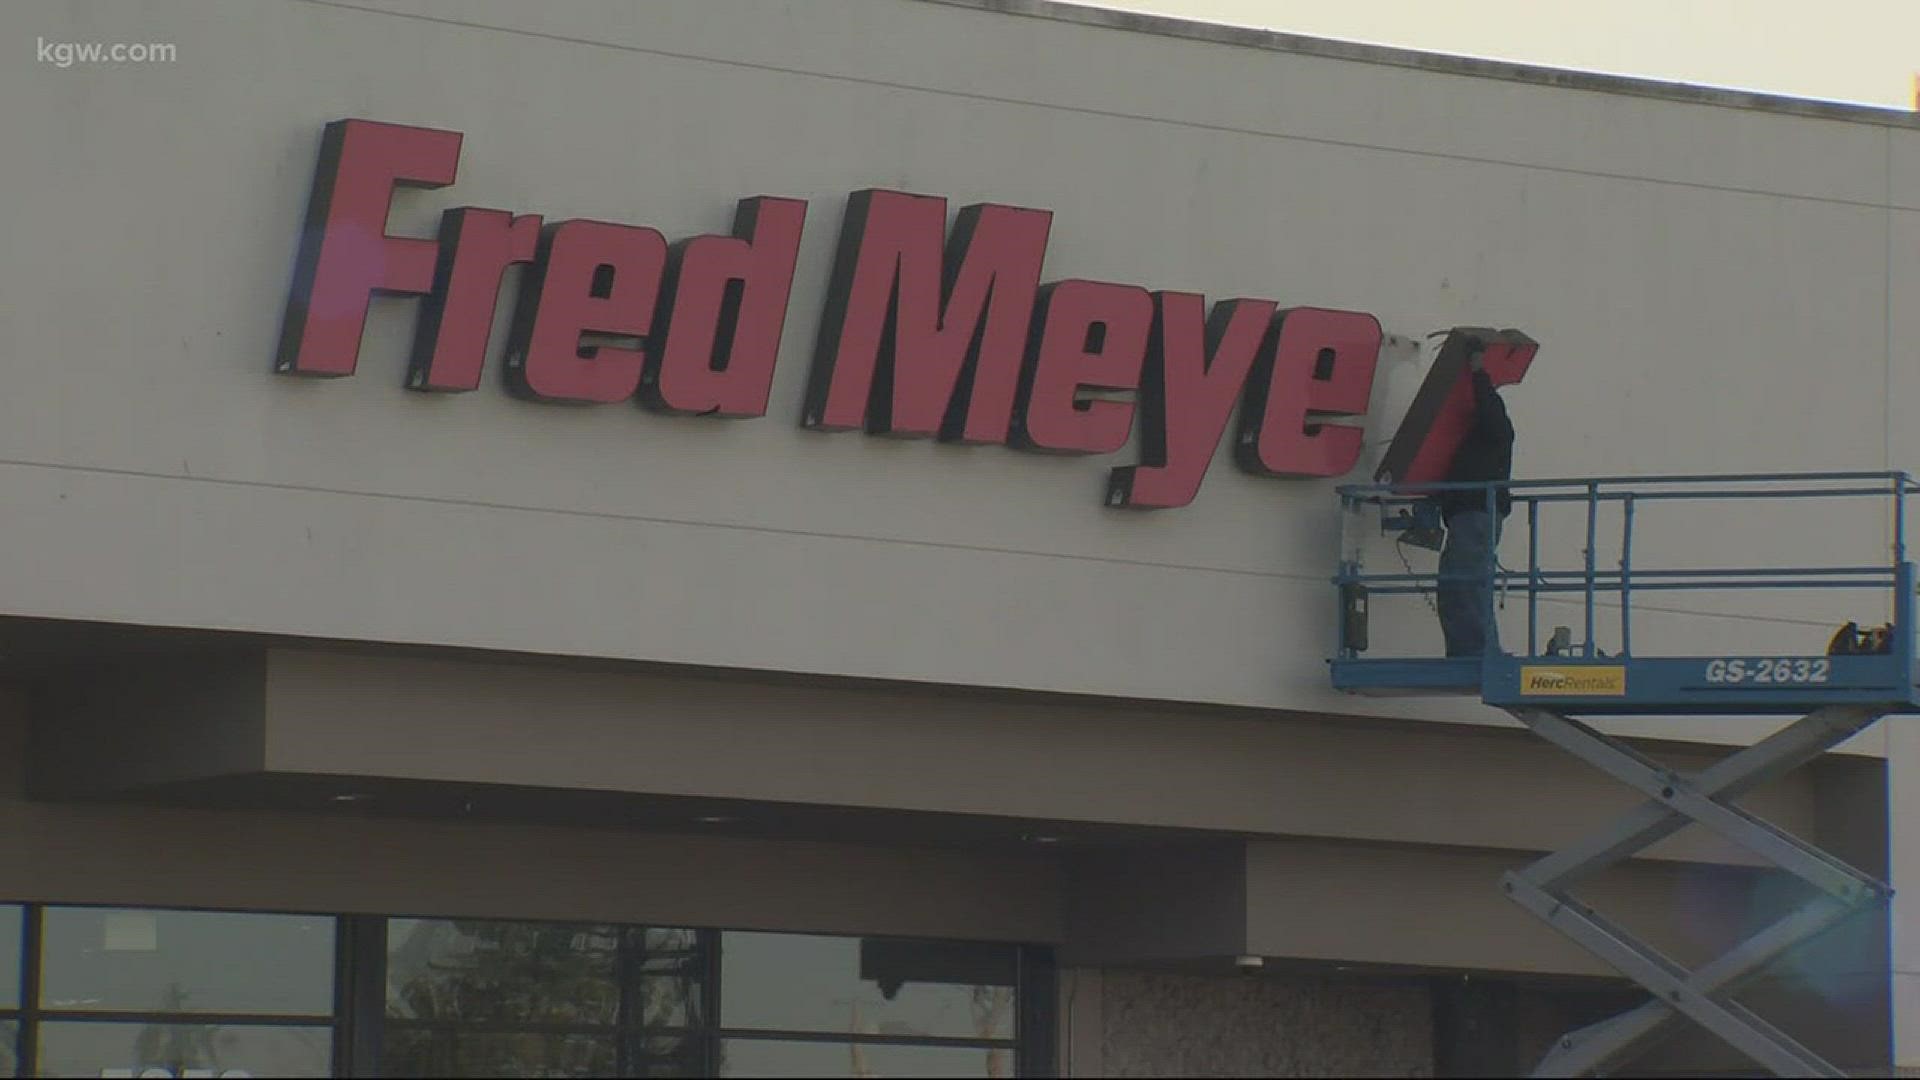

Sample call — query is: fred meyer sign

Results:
[275,119,1536,508]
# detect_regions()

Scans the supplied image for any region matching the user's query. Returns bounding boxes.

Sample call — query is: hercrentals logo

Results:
[1519,666,1628,696]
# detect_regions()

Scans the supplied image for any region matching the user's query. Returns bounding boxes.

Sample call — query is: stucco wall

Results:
[1067,968,1432,1078]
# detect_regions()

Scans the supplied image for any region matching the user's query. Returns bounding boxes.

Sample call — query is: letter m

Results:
[803,190,1051,442]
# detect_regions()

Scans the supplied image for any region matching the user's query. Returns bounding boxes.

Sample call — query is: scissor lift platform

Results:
[1326,472,1918,1077]
[1333,650,1920,714]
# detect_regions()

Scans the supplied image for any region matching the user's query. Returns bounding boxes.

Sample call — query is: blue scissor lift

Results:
[1329,472,1920,1078]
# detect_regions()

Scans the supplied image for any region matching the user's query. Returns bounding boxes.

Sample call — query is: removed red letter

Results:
[1375,328,1537,489]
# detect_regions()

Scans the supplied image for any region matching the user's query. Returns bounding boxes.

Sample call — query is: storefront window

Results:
[386,918,622,1027]
[34,1020,331,1078]
[31,907,336,1079]
[1,906,1043,1078]
[0,905,18,1079]
[719,932,1018,1041]
[385,921,708,1034]
[39,908,334,1016]
[0,905,19,1009]
[628,928,705,1030]
[382,920,709,1079]
[624,1033,704,1078]
[378,922,1032,1078]
[717,1038,1013,1077]
[382,1029,616,1078]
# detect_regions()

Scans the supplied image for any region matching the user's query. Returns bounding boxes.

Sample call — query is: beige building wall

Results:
[0,0,1910,730]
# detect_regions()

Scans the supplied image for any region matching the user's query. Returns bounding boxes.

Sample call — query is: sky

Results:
[1059,0,1920,110]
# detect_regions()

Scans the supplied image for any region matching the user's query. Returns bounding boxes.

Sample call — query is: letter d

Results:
[643,197,808,417]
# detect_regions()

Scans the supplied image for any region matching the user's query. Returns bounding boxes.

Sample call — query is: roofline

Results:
[922,0,1920,130]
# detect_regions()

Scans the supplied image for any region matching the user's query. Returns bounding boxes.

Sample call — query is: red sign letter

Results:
[1234,307,1383,477]
[504,220,667,404]
[644,197,807,417]
[1107,294,1275,509]
[408,207,542,392]
[1376,328,1537,488]
[276,119,463,377]
[804,190,1051,442]
[1010,280,1152,454]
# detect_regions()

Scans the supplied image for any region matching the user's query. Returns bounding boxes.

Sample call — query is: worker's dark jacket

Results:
[1438,369,1514,519]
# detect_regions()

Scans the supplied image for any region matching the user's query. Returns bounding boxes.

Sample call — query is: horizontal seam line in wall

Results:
[0,455,1300,580]
[287,0,1891,212]
[2,455,1859,634]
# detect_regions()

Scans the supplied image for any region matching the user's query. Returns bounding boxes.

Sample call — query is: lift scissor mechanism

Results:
[1329,472,1920,1077]
[1503,704,1886,1077]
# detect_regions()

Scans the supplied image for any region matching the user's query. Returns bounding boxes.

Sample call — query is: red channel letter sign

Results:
[274,119,1533,509]
[1373,328,1539,490]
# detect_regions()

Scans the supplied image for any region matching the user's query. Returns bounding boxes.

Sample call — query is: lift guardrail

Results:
[1329,471,1920,715]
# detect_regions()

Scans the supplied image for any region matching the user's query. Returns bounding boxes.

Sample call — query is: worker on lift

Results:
[1436,347,1515,656]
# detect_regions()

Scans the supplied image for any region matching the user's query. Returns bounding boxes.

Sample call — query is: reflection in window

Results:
[386,921,707,1032]
[0,905,18,1009]
[8,908,1039,1078]
[34,1020,331,1078]
[381,1029,708,1079]
[629,928,706,1030]
[625,1033,706,1078]
[382,920,711,1077]
[387,919,621,1027]
[38,908,334,1016]
[718,1038,1013,1078]
[377,921,1033,1079]
[383,1028,616,1079]
[720,933,1017,1041]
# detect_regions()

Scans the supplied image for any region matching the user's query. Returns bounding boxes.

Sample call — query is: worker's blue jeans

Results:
[1439,510,1502,657]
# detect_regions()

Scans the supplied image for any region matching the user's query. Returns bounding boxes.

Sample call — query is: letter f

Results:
[276,119,463,377]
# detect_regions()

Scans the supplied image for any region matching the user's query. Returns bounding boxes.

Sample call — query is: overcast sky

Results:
[1060,0,1920,110]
